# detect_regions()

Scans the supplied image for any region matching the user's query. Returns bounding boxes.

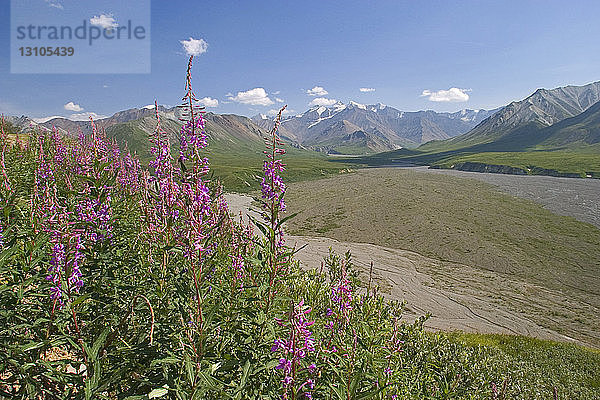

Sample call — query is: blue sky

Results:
[1,0,600,120]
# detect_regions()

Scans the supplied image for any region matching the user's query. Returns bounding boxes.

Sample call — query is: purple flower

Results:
[179,116,208,163]
[272,299,316,397]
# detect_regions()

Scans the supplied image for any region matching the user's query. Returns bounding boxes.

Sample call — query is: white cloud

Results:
[45,0,63,9]
[272,90,281,95]
[421,87,470,102]
[267,108,293,116]
[306,86,328,96]
[69,112,108,121]
[228,88,273,106]
[180,37,208,56]
[64,101,83,112]
[359,87,376,92]
[90,14,118,30]
[275,97,284,103]
[309,97,337,107]
[198,97,219,107]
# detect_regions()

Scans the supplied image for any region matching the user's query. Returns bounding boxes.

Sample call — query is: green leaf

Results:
[148,385,169,399]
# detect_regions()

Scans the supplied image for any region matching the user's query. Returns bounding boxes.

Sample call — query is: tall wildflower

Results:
[272,300,317,400]
[330,259,353,327]
[228,214,254,288]
[0,119,11,193]
[46,215,85,307]
[177,55,214,328]
[116,148,142,195]
[31,135,85,307]
[75,120,115,246]
[260,105,289,310]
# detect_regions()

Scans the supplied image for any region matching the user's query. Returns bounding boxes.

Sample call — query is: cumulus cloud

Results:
[309,97,337,107]
[45,0,63,9]
[180,37,208,56]
[306,86,328,96]
[90,14,118,30]
[64,101,83,112]
[275,97,284,103]
[421,87,470,102]
[359,87,376,92]
[228,88,273,106]
[198,97,219,107]
[69,112,108,121]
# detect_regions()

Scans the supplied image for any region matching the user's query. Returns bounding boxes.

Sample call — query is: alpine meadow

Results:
[2,1,600,399]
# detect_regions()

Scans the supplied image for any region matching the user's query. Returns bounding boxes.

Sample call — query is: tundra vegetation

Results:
[0,58,599,399]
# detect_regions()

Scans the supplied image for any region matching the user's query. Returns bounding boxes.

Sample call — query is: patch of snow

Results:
[316,106,326,115]
[142,104,156,110]
[33,116,64,123]
[259,113,268,120]
[349,101,366,110]
[307,113,338,129]
[332,102,347,113]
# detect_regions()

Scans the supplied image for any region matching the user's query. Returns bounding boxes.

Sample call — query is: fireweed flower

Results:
[261,106,288,222]
[179,116,208,164]
[272,300,316,399]
[46,218,85,307]
[330,260,353,325]
[76,196,113,244]
[116,150,142,194]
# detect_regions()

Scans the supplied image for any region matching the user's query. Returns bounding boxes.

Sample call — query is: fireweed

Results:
[257,105,290,310]
[272,300,317,400]
[0,58,558,400]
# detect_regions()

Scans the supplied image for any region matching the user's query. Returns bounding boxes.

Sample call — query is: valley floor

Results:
[225,192,591,348]
[411,166,600,229]
[226,166,600,348]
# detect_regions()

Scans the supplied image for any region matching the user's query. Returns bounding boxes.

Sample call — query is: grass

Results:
[446,332,600,397]
[434,150,600,176]
[336,130,600,179]
[285,167,600,347]
[106,118,354,193]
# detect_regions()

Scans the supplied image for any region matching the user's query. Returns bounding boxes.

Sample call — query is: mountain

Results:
[429,81,600,151]
[104,109,269,161]
[253,102,499,154]
[533,100,600,149]
[100,108,350,192]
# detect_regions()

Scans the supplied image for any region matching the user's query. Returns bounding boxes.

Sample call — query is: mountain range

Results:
[4,80,600,163]
[422,81,600,152]
[252,102,499,154]
[5,102,501,156]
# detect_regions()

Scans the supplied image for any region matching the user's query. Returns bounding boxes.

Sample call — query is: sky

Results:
[1,0,600,121]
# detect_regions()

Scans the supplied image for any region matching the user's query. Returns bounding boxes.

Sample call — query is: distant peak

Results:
[349,101,366,110]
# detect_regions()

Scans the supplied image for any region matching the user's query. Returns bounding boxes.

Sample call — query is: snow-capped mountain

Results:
[253,102,500,154]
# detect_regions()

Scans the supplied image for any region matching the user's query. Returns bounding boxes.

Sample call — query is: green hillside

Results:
[106,115,352,192]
